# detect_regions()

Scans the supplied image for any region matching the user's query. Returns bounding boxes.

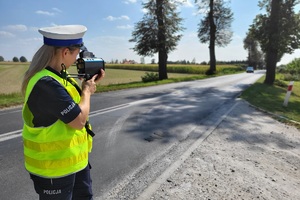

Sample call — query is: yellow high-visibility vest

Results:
[22,69,93,178]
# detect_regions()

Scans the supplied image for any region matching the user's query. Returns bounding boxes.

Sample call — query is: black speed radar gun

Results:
[76,47,105,80]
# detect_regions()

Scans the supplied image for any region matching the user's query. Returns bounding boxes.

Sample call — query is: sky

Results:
[0,0,299,65]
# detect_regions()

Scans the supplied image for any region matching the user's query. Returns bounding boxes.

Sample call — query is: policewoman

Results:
[21,25,104,200]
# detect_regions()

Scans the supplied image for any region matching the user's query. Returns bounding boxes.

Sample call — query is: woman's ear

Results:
[61,48,69,57]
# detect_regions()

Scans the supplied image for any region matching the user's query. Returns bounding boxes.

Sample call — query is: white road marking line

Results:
[0,98,159,142]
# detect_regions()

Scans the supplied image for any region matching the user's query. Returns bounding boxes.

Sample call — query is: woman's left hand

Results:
[95,69,105,84]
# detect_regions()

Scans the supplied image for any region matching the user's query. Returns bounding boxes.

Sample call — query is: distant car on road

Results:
[246,66,254,73]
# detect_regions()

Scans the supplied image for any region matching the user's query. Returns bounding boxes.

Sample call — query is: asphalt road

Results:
[0,71,264,200]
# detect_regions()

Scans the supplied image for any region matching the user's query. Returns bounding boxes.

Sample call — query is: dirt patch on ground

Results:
[151,101,300,200]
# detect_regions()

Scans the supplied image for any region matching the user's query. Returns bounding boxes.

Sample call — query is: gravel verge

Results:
[150,100,300,200]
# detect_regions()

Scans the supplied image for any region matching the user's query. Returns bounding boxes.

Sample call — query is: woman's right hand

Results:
[81,75,97,95]
[69,75,98,130]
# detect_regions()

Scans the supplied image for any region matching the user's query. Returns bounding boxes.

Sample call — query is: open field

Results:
[0,62,244,108]
[0,62,199,94]
[0,62,28,94]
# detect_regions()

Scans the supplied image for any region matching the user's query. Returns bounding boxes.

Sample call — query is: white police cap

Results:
[38,25,87,47]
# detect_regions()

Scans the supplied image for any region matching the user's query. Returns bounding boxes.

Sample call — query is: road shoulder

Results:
[150,100,300,200]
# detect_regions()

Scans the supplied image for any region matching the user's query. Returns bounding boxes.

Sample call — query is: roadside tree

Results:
[0,56,4,62]
[243,32,265,69]
[195,0,233,75]
[250,0,300,85]
[13,57,19,62]
[130,0,184,80]
[20,56,27,62]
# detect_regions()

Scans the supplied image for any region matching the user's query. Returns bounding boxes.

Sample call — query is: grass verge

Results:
[97,74,208,92]
[0,93,24,108]
[240,76,300,128]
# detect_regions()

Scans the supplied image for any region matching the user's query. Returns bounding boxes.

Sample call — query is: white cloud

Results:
[52,7,62,13]
[104,15,130,21]
[105,16,115,21]
[120,15,130,20]
[35,8,62,17]
[0,31,15,38]
[117,25,133,29]
[35,10,55,16]
[123,0,137,4]
[4,24,27,32]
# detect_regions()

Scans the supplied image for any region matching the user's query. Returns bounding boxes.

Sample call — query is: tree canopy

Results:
[243,32,265,69]
[129,0,184,80]
[20,56,27,62]
[12,57,19,62]
[250,0,300,84]
[197,0,233,47]
[195,0,233,74]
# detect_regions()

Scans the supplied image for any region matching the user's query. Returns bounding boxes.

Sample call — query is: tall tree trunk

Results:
[265,51,277,84]
[208,0,216,74]
[158,51,168,80]
[264,0,280,85]
[156,0,168,80]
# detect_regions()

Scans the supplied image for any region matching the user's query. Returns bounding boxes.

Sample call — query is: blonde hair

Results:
[21,45,79,96]
[21,45,57,95]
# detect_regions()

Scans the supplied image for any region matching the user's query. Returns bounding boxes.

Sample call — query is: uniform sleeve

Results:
[29,76,81,125]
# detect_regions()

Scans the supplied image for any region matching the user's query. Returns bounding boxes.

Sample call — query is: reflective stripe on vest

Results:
[23,130,87,152]
[22,69,92,178]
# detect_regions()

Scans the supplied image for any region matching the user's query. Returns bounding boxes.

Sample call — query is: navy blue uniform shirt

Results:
[27,67,81,127]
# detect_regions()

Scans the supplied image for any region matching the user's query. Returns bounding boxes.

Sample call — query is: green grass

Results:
[0,62,243,108]
[0,92,24,108]
[106,63,243,75]
[93,68,198,86]
[241,76,300,125]
[96,74,208,92]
